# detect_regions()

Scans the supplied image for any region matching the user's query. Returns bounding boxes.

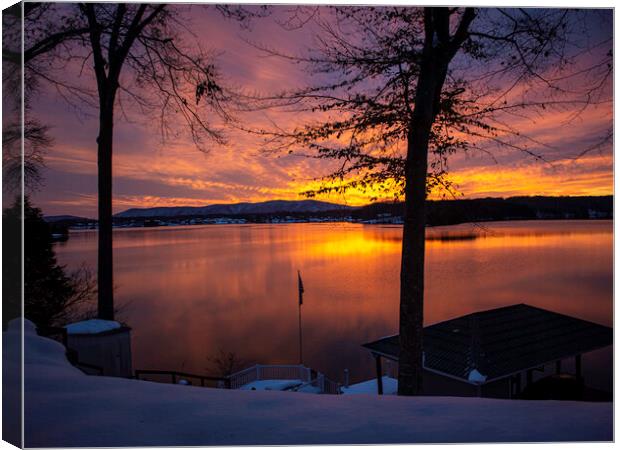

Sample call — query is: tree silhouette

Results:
[2,3,79,191]
[3,197,97,329]
[28,4,255,320]
[3,4,107,329]
[251,7,611,395]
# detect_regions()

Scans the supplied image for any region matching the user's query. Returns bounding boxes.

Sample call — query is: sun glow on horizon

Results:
[29,6,613,217]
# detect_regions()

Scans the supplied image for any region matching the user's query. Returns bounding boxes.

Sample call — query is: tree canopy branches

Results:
[238,7,612,395]
[246,7,611,201]
[23,4,255,153]
[16,3,265,320]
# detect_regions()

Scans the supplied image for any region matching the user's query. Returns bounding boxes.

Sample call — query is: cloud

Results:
[29,6,613,217]
[445,154,613,199]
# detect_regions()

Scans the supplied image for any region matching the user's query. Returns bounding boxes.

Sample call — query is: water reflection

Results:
[55,220,613,389]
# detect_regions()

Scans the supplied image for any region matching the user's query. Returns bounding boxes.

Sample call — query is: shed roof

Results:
[362,304,612,384]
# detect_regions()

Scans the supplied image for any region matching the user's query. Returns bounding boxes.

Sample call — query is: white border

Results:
[0,2,615,450]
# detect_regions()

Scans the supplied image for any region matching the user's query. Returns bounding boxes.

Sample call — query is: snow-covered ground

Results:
[239,379,322,394]
[5,320,612,447]
[239,379,303,391]
[341,376,398,395]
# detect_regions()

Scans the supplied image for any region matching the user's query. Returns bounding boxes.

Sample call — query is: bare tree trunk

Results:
[398,100,432,396]
[97,96,115,320]
[82,3,163,321]
[398,9,452,395]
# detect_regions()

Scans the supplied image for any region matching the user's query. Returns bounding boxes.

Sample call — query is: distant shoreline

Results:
[61,217,612,234]
[46,195,612,235]
[46,195,613,224]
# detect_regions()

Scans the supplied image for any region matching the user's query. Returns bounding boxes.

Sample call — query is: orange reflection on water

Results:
[308,230,402,258]
[55,220,612,388]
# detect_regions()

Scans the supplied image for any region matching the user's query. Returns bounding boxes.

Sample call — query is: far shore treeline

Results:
[364,195,613,225]
[46,195,612,230]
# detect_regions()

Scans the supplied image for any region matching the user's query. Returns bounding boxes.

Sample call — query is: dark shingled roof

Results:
[362,304,612,384]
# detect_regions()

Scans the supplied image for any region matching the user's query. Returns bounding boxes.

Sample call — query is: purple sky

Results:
[26,6,613,217]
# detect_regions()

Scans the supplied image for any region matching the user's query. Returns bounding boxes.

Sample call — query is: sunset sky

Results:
[28,6,613,218]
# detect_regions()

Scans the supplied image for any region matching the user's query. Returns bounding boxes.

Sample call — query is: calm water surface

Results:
[55,220,613,389]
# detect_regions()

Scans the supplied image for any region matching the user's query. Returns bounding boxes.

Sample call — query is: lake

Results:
[54,220,613,390]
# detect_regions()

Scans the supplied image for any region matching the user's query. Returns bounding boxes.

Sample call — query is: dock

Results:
[228,364,341,394]
[134,364,342,394]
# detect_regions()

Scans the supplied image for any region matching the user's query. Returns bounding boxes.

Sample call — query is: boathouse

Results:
[362,304,612,398]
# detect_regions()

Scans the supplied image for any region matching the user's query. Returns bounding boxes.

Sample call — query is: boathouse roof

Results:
[362,304,612,384]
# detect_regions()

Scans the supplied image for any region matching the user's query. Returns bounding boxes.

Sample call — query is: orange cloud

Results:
[31,7,613,217]
[444,154,613,199]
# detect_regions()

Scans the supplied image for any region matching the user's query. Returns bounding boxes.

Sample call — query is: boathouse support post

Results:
[375,355,384,395]
[318,373,325,392]
[556,360,562,374]
[575,354,582,381]
[526,369,533,386]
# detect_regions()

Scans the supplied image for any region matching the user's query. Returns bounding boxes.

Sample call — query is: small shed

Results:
[362,304,612,398]
[66,319,132,378]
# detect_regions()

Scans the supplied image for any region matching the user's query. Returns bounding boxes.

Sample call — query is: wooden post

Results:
[298,271,304,365]
[375,355,384,395]
[298,301,303,364]
[555,360,562,374]
[526,369,533,386]
[575,354,582,380]
[575,354,584,398]
[515,373,521,396]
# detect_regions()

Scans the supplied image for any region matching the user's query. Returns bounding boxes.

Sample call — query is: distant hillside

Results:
[115,199,353,218]
[53,196,612,228]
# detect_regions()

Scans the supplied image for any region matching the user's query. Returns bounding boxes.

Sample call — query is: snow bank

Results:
[239,379,302,391]
[468,369,487,383]
[342,376,398,395]
[238,379,323,393]
[9,320,612,447]
[65,319,121,334]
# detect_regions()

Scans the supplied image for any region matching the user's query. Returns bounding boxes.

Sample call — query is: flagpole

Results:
[297,270,303,365]
[298,297,303,365]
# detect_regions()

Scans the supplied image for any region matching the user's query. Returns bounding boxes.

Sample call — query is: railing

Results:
[228,364,311,389]
[257,365,312,382]
[134,369,229,388]
[227,364,341,394]
[321,376,342,395]
[288,376,343,395]
[227,365,259,389]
